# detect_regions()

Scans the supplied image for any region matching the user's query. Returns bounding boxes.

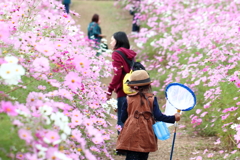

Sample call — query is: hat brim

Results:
[127,81,152,87]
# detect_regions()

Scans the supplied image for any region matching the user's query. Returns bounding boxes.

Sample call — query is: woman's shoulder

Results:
[112,50,123,59]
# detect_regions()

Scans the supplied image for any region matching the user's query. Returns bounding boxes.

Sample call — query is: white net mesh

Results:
[166,84,195,110]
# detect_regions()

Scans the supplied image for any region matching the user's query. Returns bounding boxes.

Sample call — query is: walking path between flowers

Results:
[71,1,219,159]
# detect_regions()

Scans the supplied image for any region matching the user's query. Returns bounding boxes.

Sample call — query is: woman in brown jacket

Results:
[116,70,181,160]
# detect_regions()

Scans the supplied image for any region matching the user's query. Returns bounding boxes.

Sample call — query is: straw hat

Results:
[127,70,152,86]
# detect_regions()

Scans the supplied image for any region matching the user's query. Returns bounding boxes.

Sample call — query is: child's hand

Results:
[174,113,181,121]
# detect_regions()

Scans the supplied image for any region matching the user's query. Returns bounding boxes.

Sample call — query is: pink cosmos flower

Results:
[43,130,61,144]
[203,104,210,109]
[219,150,224,154]
[32,57,50,72]
[0,101,18,116]
[26,92,45,106]
[196,156,202,160]
[235,80,240,88]
[84,149,97,160]
[58,89,73,100]
[0,22,10,43]
[71,109,82,118]
[0,58,6,65]
[234,130,240,143]
[38,85,46,90]
[222,107,238,113]
[12,120,24,127]
[221,113,230,120]
[18,129,33,143]
[102,134,110,141]
[73,55,90,72]
[223,153,229,159]
[196,109,202,114]
[200,112,208,117]
[214,138,221,144]
[15,103,31,116]
[207,153,214,158]
[115,124,122,132]
[90,146,101,153]
[25,153,39,160]
[16,153,24,160]
[46,147,59,160]
[202,68,208,72]
[203,149,208,154]
[35,42,55,57]
[231,150,237,154]
[64,72,82,91]
[71,116,83,126]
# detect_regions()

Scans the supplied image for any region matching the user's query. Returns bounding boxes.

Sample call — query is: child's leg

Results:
[139,152,149,160]
[126,151,149,160]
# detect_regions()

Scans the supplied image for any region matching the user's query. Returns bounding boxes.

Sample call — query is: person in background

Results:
[116,70,181,160]
[129,0,141,34]
[106,31,137,155]
[87,14,106,44]
[62,0,71,14]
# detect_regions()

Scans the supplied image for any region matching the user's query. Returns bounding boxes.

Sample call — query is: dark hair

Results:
[113,31,130,50]
[91,14,99,23]
[130,85,152,106]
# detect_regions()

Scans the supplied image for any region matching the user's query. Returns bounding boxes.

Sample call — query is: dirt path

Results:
[70,1,219,160]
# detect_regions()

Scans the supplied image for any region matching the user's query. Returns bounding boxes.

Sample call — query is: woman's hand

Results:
[106,94,111,100]
[174,113,181,121]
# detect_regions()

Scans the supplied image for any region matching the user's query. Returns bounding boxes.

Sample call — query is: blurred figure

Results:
[88,14,107,56]
[129,0,141,34]
[87,14,106,44]
[62,0,71,14]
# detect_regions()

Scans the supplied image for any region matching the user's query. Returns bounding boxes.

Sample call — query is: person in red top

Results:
[107,31,137,133]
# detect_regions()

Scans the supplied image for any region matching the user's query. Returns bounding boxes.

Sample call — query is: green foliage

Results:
[0,114,26,159]
[0,76,57,103]
[0,76,57,158]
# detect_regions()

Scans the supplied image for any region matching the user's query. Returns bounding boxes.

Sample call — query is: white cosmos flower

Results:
[231,124,238,129]
[13,64,25,75]
[0,62,25,85]
[4,76,20,85]
[62,125,71,135]
[52,139,61,145]
[51,112,69,131]
[4,56,18,64]
[0,63,16,79]
[55,152,72,160]
[44,116,51,125]
[39,105,53,116]
[61,133,67,141]
[101,103,108,108]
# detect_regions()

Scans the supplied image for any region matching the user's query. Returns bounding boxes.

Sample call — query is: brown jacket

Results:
[116,93,158,152]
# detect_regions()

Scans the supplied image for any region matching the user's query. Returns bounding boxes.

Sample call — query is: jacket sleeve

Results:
[121,98,128,123]
[107,52,124,95]
[153,97,175,123]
